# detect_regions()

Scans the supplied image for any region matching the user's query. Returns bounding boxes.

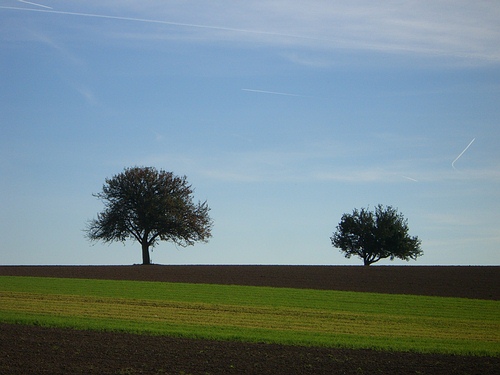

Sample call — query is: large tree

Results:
[85,167,213,265]
[330,204,422,266]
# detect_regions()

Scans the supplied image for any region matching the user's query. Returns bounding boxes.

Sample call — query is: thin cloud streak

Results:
[16,0,52,9]
[401,175,418,182]
[199,161,500,184]
[0,6,329,42]
[241,88,307,98]
[2,2,499,64]
[142,142,499,184]
[452,138,476,170]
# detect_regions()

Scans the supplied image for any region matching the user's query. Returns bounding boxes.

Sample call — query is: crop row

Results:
[0,276,499,356]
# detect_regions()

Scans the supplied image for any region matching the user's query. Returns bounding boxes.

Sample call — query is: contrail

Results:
[401,175,418,182]
[16,0,52,9]
[452,138,475,170]
[242,88,307,97]
[0,6,325,42]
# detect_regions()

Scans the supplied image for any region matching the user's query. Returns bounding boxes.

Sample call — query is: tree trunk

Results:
[363,254,372,266]
[141,242,151,265]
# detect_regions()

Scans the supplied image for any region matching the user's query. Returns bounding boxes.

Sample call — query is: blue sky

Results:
[1,1,499,266]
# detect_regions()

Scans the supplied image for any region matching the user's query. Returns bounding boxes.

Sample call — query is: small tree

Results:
[331,204,422,266]
[85,166,213,265]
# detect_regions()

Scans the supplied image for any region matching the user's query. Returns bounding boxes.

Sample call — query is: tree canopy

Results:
[330,204,422,266]
[85,167,213,265]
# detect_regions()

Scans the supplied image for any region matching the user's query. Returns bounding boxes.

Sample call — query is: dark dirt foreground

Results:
[1,265,499,374]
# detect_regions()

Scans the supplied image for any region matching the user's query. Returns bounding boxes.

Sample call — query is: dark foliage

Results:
[331,204,422,266]
[85,167,213,264]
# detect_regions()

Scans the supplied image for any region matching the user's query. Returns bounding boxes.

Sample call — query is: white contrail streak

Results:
[401,175,418,182]
[452,138,475,170]
[0,6,325,42]
[16,0,52,9]
[241,88,306,97]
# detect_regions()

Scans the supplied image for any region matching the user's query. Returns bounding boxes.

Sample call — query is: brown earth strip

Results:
[1,265,498,300]
[1,323,499,375]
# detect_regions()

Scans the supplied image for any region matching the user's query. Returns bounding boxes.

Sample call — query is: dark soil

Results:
[2,265,499,300]
[1,265,499,374]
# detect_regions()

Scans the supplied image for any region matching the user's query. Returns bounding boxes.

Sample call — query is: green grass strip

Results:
[0,276,499,356]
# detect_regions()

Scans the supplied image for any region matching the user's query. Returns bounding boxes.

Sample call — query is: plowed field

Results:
[1,265,499,374]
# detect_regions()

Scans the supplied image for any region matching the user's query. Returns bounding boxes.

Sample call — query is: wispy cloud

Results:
[25,32,98,105]
[72,83,99,106]
[30,31,85,67]
[2,1,499,65]
[423,213,480,228]
[139,138,500,185]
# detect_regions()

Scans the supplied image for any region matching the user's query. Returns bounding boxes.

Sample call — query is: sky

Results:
[1,1,499,266]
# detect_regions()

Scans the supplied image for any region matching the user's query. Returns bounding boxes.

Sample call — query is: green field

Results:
[1,276,499,356]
